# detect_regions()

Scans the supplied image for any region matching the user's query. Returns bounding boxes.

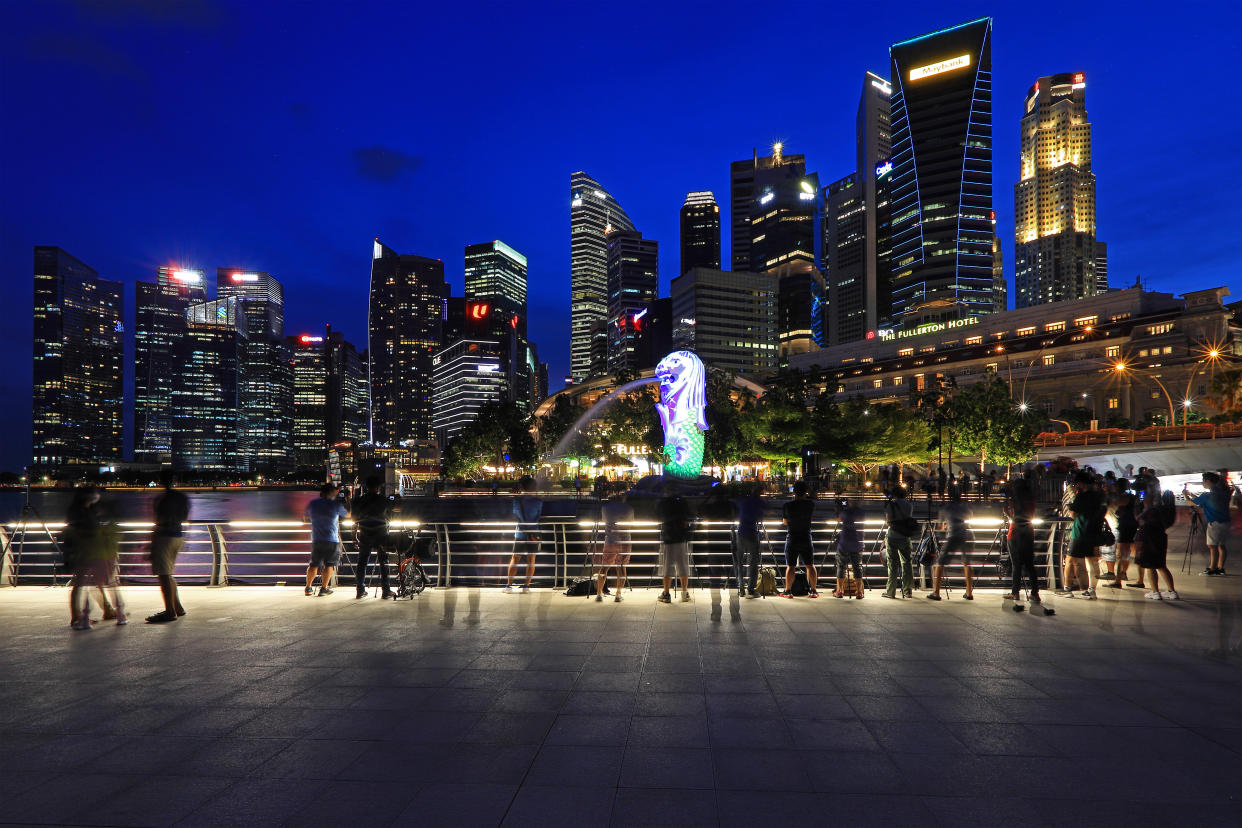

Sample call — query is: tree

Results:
[948,377,1035,471]
[701,370,754,472]
[536,394,585,457]
[1055,407,1093,431]
[443,402,534,479]
[741,371,812,478]
[1207,369,1242,415]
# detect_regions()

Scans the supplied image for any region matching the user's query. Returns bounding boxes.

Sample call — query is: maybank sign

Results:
[909,53,971,82]
[877,317,979,341]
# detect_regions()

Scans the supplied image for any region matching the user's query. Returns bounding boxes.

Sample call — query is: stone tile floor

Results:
[1,578,1240,827]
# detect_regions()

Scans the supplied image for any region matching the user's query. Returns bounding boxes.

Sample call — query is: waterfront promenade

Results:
[1,575,1239,827]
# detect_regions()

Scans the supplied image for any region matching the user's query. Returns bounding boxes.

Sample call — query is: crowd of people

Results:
[57,465,1238,630]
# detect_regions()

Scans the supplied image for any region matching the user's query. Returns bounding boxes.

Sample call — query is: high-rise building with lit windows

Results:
[679,191,720,274]
[135,266,206,464]
[464,241,527,336]
[287,332,328,467]
[216,269,283,339]
[889,17,995,325]
[570,172,635,380]
[31,247,123,470]
[606,229,659,373]
[671,268,778,375]
[1014,72,1101,308]
[825,72,893,345]
[174,297,246,472]
[1095,241,1109,294]
[432,339,506,446]
[368,240,446,444]
[730,146,808,271]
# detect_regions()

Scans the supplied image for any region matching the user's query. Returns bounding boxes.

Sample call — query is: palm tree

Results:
[1206,369,1242,415]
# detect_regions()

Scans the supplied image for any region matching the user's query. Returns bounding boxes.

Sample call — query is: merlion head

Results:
[655,350,708,431]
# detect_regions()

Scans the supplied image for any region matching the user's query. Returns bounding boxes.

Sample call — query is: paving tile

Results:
[526,744,624,787]
[610,787,718,827]
[546,714,632,746]
[502,784,614,827]
[620,746,715,789]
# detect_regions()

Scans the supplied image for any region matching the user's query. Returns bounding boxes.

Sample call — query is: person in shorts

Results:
[1189,472,1232,576]
[594,492,634,602]
[305,483,347,596]
[1135,502,1177,600]
[504,475,543,593]
[929,488,973,600]
[781,480,817,597]
[657,483,693,603]
[1061,471,1105,599]
[147,470,189,623]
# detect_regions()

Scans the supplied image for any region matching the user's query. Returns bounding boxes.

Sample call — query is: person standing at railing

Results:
[833,498,864,599]
[1004,476,1041,606]
[61,485,118,626]
[352,476,395,600]
[882,486,916,599]
[1110,485,1141,589]
[146,471,189,623]
[929,489,973,601]
[67,486,127,629]
[1188,472,1232,576]
[699,487,737,593]
[1063,471,1105,600]
[504,475,542,593]
[780,480,818,598]
[304,483,347,597]
[733,483,765,598]
[657,482,693,603]
[594,492,633,602]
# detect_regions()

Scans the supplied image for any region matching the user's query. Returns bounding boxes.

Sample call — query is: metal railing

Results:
[2,517,1068,594]
[1035,422,1242,448]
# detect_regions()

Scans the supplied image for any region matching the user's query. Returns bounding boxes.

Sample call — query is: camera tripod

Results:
[1180,508,1204,574]
[0,484,66,587]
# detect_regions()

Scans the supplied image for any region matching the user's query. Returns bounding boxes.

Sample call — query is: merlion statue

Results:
[654,350,708,479]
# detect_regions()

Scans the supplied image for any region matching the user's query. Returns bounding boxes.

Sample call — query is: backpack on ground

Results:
[564,577,608,597]
[790,568,810,596]
[757,567,779,596]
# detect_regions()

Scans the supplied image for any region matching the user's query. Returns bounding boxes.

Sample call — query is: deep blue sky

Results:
[2,0,1240,472]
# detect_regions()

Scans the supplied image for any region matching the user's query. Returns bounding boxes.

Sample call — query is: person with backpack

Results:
[833,498,864,598]
[1188,472,1231,576]
[351,476,395,599]
[781,480,818,597]
[1135,496,1178,600]
[733,483,765,598]
[882,486,916,599]
[504,475,543,593]
[1063,471,1106,599]
[929,488,973,600]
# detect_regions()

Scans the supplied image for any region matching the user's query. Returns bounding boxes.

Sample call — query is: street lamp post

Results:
[1113,362,1175,426]
[1018,326,1094,404]
[1181,349,1226,425]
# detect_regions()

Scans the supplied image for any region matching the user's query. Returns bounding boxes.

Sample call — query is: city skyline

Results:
[3,2,1240,471]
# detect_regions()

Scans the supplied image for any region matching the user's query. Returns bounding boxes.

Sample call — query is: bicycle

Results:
[392,528,436,599]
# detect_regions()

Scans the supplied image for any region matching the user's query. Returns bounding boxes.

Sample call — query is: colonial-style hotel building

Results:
[790,285,1238,426]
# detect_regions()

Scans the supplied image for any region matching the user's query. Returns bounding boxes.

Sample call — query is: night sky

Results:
[2,0,1239,472]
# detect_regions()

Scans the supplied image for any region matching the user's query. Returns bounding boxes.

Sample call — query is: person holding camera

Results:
[1188,472,1232,576]
[781,480,817,597]
[929,488,973,600]
[1064,471,1105,599]
[305,483,348,596]
[882,486,916,599]
[351,476,395,599]
[833,497,864,598]
[504,475,543,593]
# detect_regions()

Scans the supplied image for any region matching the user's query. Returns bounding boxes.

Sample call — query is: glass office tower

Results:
[570,172,636,381]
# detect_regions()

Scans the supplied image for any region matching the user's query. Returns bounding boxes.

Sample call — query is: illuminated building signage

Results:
[172,269,201,283]
[476,364,499,373]
[469,302,490,320]
[231,272,259,282]
[798,191,815,201]
[879,317,979,341]
[875,160,893,178]
[614,444,650,456]
[908,53,971,82]
[870,78,891,95]
[759,192,775,205]
[298,334,324,344]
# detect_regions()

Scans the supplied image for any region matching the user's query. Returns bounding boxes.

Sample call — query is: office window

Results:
[893,376,903,386]
[1074,315,1097,327]
[965,336,982,345]
[1016,326,1036,336]
[898,348,914,357]
[1107,398,1119,409]
[1147,323,1174,335]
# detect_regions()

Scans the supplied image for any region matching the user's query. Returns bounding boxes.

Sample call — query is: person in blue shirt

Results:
[504,475,543,593]
[304,483,348,596]
[1188,472,1232,576]
[733,484,765,598]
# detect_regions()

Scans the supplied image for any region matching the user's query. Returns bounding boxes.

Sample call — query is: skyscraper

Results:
[174,297,246,472]
[31,247,123,470]
[216,268,291,474]
[135,266,206,464]
[1095,241,1109,294]
[287,332,328,468]
[1014,72,1101,308]
[730,145,808,271]
[671,268,778,375]
[679,191,720,274]
[325,324,367,446]
[464,241,527,336]
[368,240,446,445]
[824,72,894,345]
[570,172,635,381]
[606,229,659,373]
[432,339,506,446]
[889,17,995,324]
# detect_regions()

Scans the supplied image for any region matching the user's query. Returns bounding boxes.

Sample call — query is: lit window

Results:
[1105,345,1120,358]
[1108,398,1119,410]
[965,336,982,345]
[986,363,998,373]
[1139,349,1148,358]
[1016,326,1036,336]
[1147,323,1174,335]
[1043,355,1055,366]
[1162,346,1173,355]
[898,348,914,357]
[893,376,903,386]
[1074,315,1097,327]
[873,379,882,388]
[1045,322,1066,332]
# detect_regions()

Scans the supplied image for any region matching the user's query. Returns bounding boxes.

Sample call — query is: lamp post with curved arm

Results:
[1180,348,1232,425]
[1017,326,1095,404]
[1112,361,1175,426]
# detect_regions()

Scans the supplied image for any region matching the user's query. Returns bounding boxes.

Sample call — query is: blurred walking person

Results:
[67,486,126,629]
[146,471,189,623]
[504,475,543,593]
[594,492,634,602]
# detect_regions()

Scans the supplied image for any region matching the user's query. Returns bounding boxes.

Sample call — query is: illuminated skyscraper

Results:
[368,240,445,444]
[174,297,246,472]
[463,240,536,411]
[432,339,506,446]
[606,229,659,373]
[889,17,995,324]
[135,266,206,464]
[287,332,328,467]
[31,247,123,470]
[1014,72,1101,308]
[730,146,808,271]
[216,269,283,339]
[1095,241,1109,294]
[570,172,635,380]
[325,325,367,446]
[672,268,778,375]
[825,72,893,344]
[679,191,720,274]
